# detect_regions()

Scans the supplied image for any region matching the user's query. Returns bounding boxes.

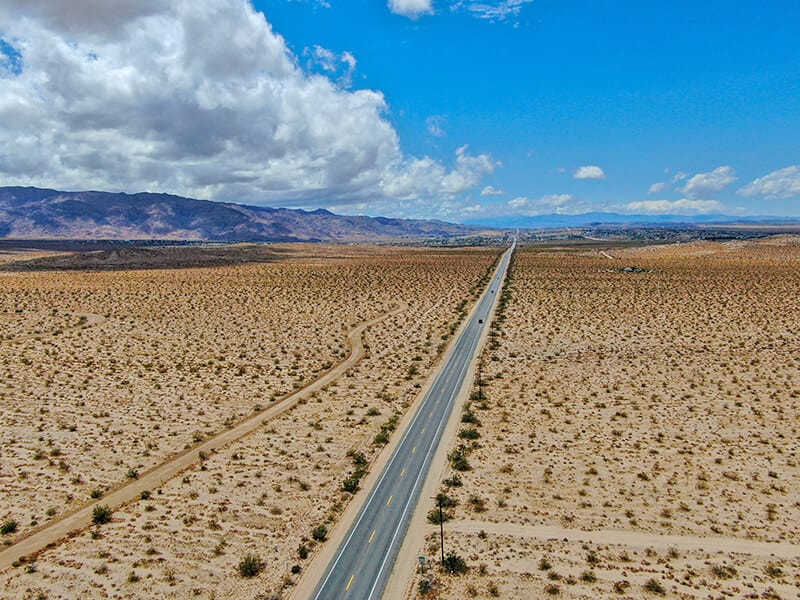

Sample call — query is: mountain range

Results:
[2,186,797,241]
[0,187,478,242]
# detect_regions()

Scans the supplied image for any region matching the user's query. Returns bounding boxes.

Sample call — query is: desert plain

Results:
[0,243,500,599]
[411,236,800,599]
[1,236,799,600]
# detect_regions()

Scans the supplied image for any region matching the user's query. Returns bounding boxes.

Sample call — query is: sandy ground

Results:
[407,236,800,599]
[0,244,501,599]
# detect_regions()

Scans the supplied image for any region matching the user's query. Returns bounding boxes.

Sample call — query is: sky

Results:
[0,0,799,223]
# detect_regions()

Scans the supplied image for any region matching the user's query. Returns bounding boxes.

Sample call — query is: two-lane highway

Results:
[311,241,515,600]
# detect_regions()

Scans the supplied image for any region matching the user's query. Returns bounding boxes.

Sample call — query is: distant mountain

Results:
[465,212,800,229]
[0,187,478,241]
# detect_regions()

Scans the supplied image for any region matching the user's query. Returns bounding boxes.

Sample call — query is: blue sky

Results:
[1,0,799,222]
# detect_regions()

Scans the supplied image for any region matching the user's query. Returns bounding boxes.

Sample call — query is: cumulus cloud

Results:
[648,182,666,195]
[480,185,505,196]
[625,199,724,215]
[574,165,606,180]
[738,165,800,200]
[508,193,574,214]
[0,0,495,211]
[381,145,499,199]
[679,166,737,199]
[388,0,433,18]
[451,0,534,22]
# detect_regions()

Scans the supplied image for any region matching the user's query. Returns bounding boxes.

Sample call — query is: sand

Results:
[407,236,800,599]
[0,244,501,599]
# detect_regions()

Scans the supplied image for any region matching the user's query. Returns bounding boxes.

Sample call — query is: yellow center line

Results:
[387,495,393,507]
[421,428,425,435]
[412,446,417,454]
[429,411,433,418]
[346,574,355,592]
[400,467,406,477]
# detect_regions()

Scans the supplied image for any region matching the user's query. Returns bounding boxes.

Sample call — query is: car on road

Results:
[478,319,483,323]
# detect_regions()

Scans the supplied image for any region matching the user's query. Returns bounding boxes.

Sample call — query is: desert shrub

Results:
[427,508,450,524]
[458,427,481,440]
[580,570,597,583]
[311,524,328,542]
[238,554,264,578]
[290,564,301,574]
[644,578,665,594]
[544,584,560,595]
[448,446,471,471]
[443,474,463,487]
[538,557,552,571]
[298,543,309,560]
[710,564,737,579]
[467,494,486,512]
[91,505,112,525]
[0,520,18,535]
[418,578,433,595]
[765,563,783,578]
[441,551,467,574]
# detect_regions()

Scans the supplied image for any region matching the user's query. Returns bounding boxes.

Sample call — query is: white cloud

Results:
[304,45,357,87]
[426,115,445,137]
[388,0,433,18]
[648,182,666,195]
[381,145,499,200]
[0,0,496,212]
[738,165,800,200]
[625,199,724,215]
[574,165,606,180]
[451,0,534,22]
[679,166,737,199]
[508,193,574,214]
[480,185,505,196]
[672,171,689,182]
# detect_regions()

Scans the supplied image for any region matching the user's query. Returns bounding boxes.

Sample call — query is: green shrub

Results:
[311,524,328,542]
[0,520,18,535]
[442,551,467,574]
[238,554,264,578]
[91,505,113,525]
[458,427,481,440]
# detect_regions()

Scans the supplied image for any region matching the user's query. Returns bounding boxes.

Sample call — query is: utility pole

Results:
[437,495,445,564]
[478,360,483,401]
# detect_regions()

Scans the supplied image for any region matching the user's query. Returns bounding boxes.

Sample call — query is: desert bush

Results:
[0,520,18,535]
[238,554,264,578]
[644,578,665,594]
[441,551,467,574]
[311,524,328,542]
[91,505,112,525]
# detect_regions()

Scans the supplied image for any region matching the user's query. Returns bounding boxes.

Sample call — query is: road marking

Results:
[368,530,376,544]
[400,467,406,477]
[412,446,417,454]
[386,496,393,507]
[428,411,433,418]
[421,428,425,435]
[346,574,355,592]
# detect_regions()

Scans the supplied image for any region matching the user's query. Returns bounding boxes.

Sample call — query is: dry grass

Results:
[0,244,501,599]
[414,236,800,599]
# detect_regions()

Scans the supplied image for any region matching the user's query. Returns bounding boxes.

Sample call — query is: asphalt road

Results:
[310,242,515,600]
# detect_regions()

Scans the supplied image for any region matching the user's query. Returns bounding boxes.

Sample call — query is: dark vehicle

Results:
[478,319,483,323]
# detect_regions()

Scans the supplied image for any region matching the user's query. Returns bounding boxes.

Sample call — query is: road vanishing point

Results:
[310,241,515,600]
